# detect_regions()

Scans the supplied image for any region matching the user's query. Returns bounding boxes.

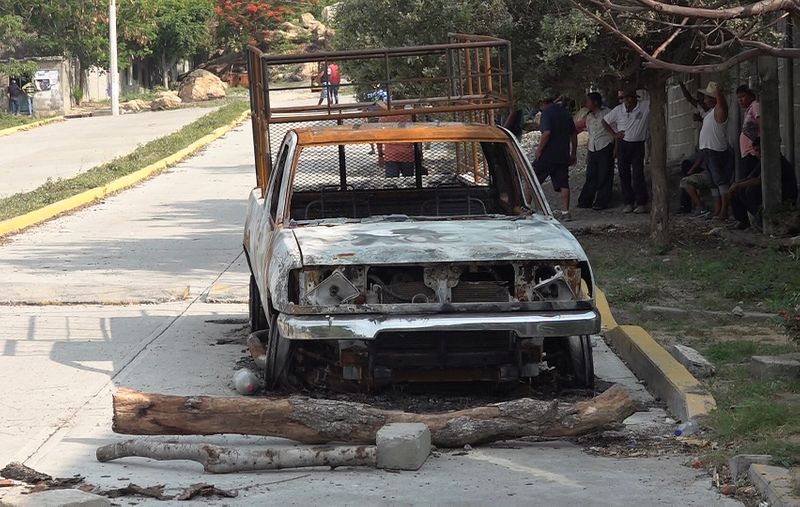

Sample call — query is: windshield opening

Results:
[288,140,539,221]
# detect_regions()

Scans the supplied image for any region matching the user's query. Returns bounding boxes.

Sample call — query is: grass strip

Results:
[0,100,249,221]
[0,112,39,130]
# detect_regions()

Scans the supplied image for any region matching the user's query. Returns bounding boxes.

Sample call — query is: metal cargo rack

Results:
[247,34,514,195]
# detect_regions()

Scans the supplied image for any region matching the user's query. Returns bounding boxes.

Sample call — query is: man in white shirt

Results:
[578,92,615,210]
[603,86,650,213]
[682,82,733,219]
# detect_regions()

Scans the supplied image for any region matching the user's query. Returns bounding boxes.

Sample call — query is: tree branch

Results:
[571,0,800,73]
[652,17,689,58]
[632,0,800,20]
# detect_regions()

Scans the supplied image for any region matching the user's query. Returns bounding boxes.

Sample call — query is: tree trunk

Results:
[111,385,636,448]
[97,440,377,473]
[759,55,782,233]
[646,71,670,251]
[161,52,169,89]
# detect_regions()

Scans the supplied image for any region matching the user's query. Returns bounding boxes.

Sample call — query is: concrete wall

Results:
[0,57,70,117]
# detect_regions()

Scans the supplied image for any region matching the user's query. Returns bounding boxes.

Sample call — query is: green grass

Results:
[0,99,249,221]
[0,112,38,130]
[701,352,800,466]
[702,341,797,363]
[581,229,800,465]
[581,231,800,312]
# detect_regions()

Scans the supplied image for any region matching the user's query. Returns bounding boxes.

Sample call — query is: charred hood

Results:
[292,215,588,266]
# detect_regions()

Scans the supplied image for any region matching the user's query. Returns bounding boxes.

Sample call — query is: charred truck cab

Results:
[244,36,600,392]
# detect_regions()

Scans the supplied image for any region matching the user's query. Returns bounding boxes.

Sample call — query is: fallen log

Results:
[97,441,377,473]
[112,385,635,447]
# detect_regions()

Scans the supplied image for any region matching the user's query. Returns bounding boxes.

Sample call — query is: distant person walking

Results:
[328,62,340,105]
[603,86,650,213]
[534,97,578,221]
[7,79,23,115]
[577,92,614,210]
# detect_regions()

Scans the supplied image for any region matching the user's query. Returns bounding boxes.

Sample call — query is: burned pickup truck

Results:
[243,36,599,392]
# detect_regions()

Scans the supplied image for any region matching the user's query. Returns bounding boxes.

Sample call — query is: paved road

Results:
[0,118,740,505]
[0,107,216,198]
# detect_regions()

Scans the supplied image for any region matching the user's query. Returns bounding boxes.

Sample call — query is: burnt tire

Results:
[544,335,595,389]
[264,314,294,390]
[249,275,268,333]
[566,335,595,389]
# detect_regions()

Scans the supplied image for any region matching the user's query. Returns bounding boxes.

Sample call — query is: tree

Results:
[571,0,800,246]
[215,0,302,51]
[153,0,215,87]
[332,0,621,106]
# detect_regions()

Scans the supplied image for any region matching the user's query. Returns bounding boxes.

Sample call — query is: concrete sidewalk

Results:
[0,107,216,198]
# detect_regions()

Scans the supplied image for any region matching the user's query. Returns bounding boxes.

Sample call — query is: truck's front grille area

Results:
[451,281,510,303]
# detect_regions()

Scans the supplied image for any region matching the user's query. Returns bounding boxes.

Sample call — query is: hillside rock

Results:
[150,91,182,110]
[178,69,226,102]
[321,3,341,23]
[121,99,149,113]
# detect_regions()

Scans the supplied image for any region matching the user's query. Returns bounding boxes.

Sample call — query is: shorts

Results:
[534,162,569,192]
[319,85,329,99]
[385,161,415,178]
[702,148,733,194]
[680,170,719,197]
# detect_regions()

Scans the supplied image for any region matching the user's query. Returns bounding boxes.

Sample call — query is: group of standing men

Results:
[534,86,651,221]
[678,83,796,229]
[533,81,796,228]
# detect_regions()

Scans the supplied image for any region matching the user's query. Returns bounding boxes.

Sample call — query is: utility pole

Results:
[109,0,120,116]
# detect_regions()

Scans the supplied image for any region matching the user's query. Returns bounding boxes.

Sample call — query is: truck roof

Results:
[293,122,510,147]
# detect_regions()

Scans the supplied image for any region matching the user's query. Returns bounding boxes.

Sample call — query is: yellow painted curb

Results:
[0,116,64,138]
[594,287,618,331]
[597,287,717,421]
[0,110,250,238]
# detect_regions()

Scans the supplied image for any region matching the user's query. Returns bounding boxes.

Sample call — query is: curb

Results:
[0,116,64,138]
[0,110,250,238]
[596,287,717,421]
[749,464,800,507]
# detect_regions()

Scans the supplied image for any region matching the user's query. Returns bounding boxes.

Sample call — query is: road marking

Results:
[467,450,582,488]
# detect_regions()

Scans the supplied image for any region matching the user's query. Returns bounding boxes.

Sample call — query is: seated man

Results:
[727,137,798,230]
[679,152,719,217]
[677,151,705,214]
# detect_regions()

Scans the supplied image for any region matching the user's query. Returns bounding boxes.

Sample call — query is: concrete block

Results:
[749,464,800,507]
[750,356,800,381]
[0,488,111,507]
[728,454,771,479]
[376,423,431,471]
[669,344,716,378]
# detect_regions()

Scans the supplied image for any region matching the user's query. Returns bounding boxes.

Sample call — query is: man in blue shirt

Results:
[534,97,578,221]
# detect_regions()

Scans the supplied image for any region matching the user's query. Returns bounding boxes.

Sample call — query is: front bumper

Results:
[277,310,600,340]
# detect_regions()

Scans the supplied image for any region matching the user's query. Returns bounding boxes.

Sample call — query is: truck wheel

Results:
[264,314,294,390]
[566,335,595,390]
[249,275,269,333]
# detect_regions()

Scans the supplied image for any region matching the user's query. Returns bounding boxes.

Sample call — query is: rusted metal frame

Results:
[383,52,391,109]
[259,39,508,65]
[266,102,510,124]
[248,47,269,197]
[337,117,347,191]
[449,32,504,43]
[268,93,508,116]
[265,71,503,94]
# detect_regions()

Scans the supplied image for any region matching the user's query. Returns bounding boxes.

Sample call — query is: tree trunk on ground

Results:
[646,71,670,251]
[111,385,636,448]
[97,440,378,473]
